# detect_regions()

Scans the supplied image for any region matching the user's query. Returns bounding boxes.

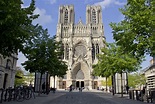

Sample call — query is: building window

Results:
[92,9,96,24]
[6,59,11,69]
[64,9,68,24]
[61,44,64,59]
[66,44,69,60]
[92,44,95,61]
[92,27,97,34]
[96,44,99,56]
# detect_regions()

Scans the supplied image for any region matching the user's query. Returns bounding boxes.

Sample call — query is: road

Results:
[2,90,149,104]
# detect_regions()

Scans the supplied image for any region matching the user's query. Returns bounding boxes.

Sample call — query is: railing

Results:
[129,89,155,103]
[0,86,35,103]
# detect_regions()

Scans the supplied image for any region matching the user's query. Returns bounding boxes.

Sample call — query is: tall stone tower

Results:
[56,5,105,90]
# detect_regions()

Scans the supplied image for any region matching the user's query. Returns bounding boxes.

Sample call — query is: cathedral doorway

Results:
[76,81,84,88]
[72,62,90,89]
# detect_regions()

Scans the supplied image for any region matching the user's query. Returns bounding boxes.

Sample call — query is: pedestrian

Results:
[42,82,45,93]
[79,87,82,92]
[46,82,50,94]
[126,85,129,94]
[69,85,72,92]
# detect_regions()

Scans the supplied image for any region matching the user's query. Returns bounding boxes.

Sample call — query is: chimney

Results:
[150,57,155,65]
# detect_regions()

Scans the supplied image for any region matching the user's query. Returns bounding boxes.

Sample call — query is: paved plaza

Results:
[1,90,150,104]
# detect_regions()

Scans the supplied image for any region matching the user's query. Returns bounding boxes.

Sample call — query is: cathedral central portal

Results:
[72,62,90,89]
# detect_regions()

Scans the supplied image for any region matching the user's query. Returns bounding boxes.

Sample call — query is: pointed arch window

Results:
[92,44,95,61]
[61,44,64,59]
[92,9,96,24]
[96,44,99,56]
[66,44,69,60]
[6,59,11,69]
[64,9,68,24]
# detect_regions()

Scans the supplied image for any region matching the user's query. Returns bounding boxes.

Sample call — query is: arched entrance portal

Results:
[75,69,84,88]
[72,62,90,89]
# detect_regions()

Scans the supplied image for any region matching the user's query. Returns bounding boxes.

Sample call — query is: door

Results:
[81,81,84,88]
[62,81,66,89]
[76,81,79,88]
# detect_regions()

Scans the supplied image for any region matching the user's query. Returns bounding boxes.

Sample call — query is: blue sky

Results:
[18,0,152,71]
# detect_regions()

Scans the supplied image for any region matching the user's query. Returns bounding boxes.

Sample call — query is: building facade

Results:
[144,57,155,89]
[55,5,105,90]
[0,54,18,89]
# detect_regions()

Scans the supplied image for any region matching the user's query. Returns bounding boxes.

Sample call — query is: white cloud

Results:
[49,0,56,4]
[114,1,126,6]
[33,7,52,26]
[17,52,27,70]
[94,0,126,9]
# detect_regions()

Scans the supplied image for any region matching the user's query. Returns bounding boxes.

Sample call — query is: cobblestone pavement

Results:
[1,90,150,104]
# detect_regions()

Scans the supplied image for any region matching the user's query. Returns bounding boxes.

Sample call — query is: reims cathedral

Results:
[55,5,105,90]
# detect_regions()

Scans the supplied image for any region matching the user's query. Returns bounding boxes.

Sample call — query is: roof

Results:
[143,64,155,72]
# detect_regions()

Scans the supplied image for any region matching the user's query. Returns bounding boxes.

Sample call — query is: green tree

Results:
[93,62,111,91]
[25,72,35,85]
[45,37,68,89]
[22,26,67,95]
[128,72,146,88]
[110,0,155,58]
[14,68,26,86]
[93,42,141,97]
[101,76,112,91]
[0,0,39,56]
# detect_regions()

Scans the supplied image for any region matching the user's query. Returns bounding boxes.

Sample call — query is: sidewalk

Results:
[1,91,66,104]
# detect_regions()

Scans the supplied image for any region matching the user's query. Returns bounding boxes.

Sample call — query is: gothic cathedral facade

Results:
[56,5,105,90]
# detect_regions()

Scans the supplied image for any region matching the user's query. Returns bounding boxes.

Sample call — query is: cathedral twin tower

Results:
[56,5,105,90]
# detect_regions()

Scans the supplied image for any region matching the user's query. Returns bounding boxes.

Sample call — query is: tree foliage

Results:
[128,72,146,88]
[14,68,26,86]
[93,42,141,96]
[46,37,68,78]
[110,0,155,58]
[22,26,51,74]
[22,25,67,75]
[0,0,39,56]
[22,26,67,93]
[101,76,112,87]
[96,42,140,74]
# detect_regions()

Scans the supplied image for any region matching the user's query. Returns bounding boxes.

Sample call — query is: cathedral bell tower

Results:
[58,5,75,24]
[86,5,102,24]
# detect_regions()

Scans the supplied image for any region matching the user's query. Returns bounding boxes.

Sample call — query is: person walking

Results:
[69,85,72,92]
[126,85,129,94]
[42,82,45,94]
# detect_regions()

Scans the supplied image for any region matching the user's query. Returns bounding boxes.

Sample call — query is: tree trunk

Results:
[54,75,55,89]
[106,77,107,92]
[121,72,123,97]
[112,75,115,96]
[38,73,43,96]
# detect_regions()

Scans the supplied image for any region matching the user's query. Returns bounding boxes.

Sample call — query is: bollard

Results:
[152,90,155,104]
[129,90,134,99]
[129,90,132,99]
[129,90,134,100]
[131,90,134,100]
[135,90,139,100]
